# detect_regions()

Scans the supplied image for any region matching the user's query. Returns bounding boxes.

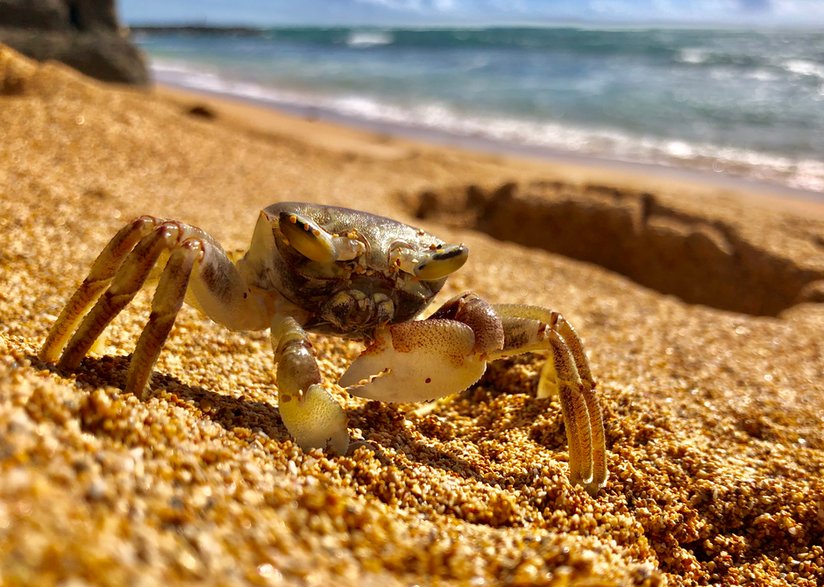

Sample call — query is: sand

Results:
[1,44,823,586]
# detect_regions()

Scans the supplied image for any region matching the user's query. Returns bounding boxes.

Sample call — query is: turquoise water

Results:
[136,27,824,193]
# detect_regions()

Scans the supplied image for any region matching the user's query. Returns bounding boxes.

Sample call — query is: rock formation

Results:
[0,0,148,85]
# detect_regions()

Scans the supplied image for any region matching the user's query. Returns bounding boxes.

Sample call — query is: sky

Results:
[119,0,824,27]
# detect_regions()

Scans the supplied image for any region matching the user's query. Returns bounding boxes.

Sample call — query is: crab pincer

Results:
[340,293,501,402]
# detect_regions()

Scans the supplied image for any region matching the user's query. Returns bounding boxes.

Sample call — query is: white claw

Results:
[340,319,487,403]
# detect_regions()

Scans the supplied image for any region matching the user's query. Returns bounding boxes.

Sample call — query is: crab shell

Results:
[241,202,467,339]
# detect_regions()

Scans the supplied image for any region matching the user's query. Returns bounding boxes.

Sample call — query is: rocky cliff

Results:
[0,0,148,84]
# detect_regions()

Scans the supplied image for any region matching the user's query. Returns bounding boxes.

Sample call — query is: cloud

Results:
[771,0,824,16]
[737,0,771,10]
[353,0,459,12]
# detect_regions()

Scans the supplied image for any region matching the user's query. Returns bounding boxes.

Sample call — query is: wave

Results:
[782,59,824,81]
[346,31,394,48]
[151,60,824,193]
[140,25,723,60]
[677,47,710,64]
[142,26,824,79]
[259,26,688,57]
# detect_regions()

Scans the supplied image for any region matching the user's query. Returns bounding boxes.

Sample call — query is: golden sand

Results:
[1,45,823,585]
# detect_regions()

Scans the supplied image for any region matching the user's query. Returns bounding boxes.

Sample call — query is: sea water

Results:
[134,26,824,194]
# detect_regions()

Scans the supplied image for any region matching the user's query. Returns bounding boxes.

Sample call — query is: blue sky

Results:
[119,0,824,26]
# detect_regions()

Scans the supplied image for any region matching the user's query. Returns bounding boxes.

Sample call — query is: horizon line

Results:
[127,19,824,32]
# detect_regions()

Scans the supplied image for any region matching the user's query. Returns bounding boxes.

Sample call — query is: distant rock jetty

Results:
[0,0,148,85]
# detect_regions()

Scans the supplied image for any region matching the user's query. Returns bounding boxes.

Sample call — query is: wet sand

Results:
[1,45,823,585]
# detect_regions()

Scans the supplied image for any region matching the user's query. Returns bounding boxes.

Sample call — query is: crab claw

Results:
[339,319,488,403]
[279,383,350,455]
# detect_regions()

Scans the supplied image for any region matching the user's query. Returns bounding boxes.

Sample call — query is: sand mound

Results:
[410,181,824,316]
[1,45,823,586]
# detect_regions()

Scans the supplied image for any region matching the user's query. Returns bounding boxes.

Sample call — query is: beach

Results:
[1,43,823,586]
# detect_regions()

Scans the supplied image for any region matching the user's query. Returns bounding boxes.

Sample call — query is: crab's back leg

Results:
[271,315,349,454]
[126,240,201,395]
[492,304,607,494]
[56,223,191,372]
[41,217,272,398]
[39,216,161,363]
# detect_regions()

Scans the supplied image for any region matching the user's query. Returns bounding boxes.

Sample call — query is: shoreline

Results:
[154,81,824,219]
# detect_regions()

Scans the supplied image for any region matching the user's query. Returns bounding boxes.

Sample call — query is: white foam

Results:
[678,47,709,65]
[346,31,393,48]
[747,68,778,82]
[782,59,824,81]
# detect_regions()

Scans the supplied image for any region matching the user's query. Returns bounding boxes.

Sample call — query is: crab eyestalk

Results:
[415,244,469,280]
[391,243,469,280]
[279,211,364,262]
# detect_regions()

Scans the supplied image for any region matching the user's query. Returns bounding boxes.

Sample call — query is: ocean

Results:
[133,26,824,194]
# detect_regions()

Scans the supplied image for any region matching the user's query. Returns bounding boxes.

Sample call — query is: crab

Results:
[39,202,608,493]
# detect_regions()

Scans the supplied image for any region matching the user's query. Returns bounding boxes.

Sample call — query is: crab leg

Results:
[126,240,201,396]
[56,222,187,371]
[492,304,607,494]
[271,315,349,454]
[340,293,606,493]
[39,216,161,363]
[43,214,289,402]
[41,219,216,394]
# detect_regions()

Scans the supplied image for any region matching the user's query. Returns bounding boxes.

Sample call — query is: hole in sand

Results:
[405,181,824,317]
[186,104,216,119]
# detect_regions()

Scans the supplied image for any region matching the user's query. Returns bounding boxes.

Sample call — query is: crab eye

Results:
[414,244,469,280]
